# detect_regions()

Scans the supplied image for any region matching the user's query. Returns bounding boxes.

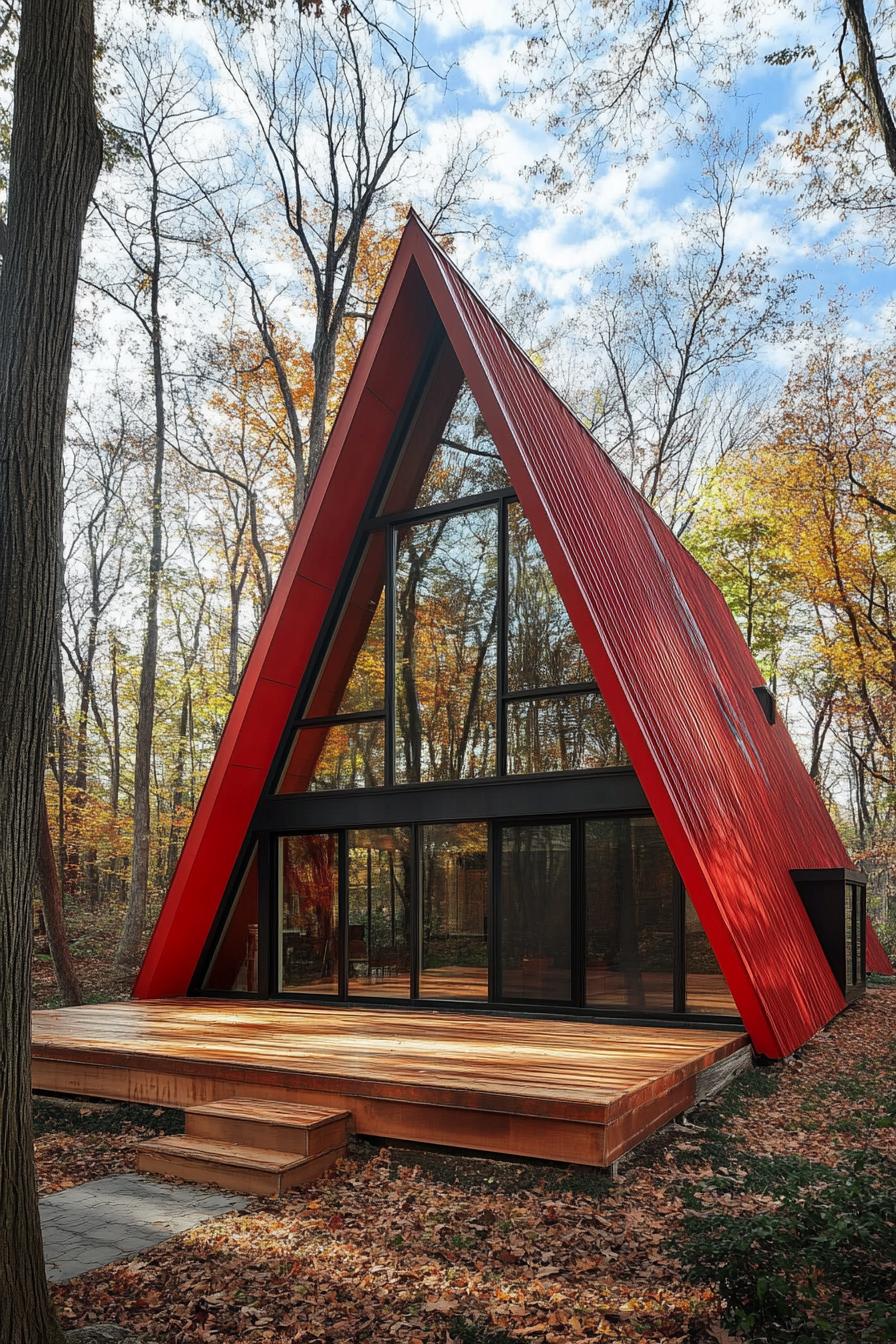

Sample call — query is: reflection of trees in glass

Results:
[420,823,488,993]
[395,507,499,782]
[301,536,386,720]
[585,818,674,1010]
[280,833,339,990]
[204,847,259,992]
[684,893,736,1013]
[506,693,627,774]
[416,382,508,508]
[307,721,384,791]
[500,823,572,1000]
[334,591,385,715]
[278,719,384,794]
[347,828,412,989]
[507,502,591,691]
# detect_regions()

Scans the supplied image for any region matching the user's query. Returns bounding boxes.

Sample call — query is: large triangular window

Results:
[274,346,627,795]
[415,380,508,507]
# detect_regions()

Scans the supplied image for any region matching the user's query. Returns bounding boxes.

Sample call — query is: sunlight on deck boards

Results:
[32,1000,749,1167]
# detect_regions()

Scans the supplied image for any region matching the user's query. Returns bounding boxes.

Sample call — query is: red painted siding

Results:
[867,920,894,975]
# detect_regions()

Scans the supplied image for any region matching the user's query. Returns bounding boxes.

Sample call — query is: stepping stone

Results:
[40,1173,246,1283]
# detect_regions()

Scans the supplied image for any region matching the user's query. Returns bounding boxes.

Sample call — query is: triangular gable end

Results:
[136,213,877,1054]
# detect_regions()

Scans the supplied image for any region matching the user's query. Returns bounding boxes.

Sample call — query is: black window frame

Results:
[195,805,742,1028]
[273,486,625,794]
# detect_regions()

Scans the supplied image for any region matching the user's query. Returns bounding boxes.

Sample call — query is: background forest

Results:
[9,0,894,997]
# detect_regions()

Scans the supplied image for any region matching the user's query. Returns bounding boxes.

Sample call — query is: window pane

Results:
[585,817,675,1011]
[279,834,339,993]
[685,894,738,1015]
[303,538,386,719]
[203,846,259,992]
[420,822,489,1000]
[499,823,572,1002]
[277,719,384,794]
[395,507,498,782]
[347,827,412,998]
[416,381,509,508]
[506,692,628,775]
[507,501,592,691]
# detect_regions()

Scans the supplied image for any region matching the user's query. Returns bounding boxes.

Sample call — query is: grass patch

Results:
[679,1151,896,1341]
[447,1318,518,1344]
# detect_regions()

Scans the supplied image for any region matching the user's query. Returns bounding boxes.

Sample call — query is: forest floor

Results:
[32,898,157,1009]
[32,956,896,1344]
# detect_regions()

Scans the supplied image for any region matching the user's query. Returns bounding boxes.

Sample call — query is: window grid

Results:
[283,488,625,792]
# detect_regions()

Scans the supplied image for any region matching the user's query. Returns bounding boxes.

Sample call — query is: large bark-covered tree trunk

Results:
[0,0,102,1337]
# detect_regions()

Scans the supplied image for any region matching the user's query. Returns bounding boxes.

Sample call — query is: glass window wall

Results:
[420,822,489,1000]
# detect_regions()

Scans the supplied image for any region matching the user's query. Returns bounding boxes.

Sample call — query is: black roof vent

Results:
[753,685,776,725]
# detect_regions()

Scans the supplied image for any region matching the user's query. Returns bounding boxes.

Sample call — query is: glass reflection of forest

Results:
[420,822,489,999]
[279,833,339,994]
[347,828,412,997]
[277,379,627,793]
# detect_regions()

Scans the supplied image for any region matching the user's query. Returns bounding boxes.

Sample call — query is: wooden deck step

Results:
[185,1097,352,1157]
[136,1133,346,1197]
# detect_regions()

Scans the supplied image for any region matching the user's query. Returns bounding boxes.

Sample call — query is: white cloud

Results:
[423,0,520,41]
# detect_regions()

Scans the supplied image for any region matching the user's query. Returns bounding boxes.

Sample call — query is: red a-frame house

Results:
[34,214,892,1176]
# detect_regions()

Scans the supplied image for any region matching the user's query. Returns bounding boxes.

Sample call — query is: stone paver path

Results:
[41,1173,247,1282]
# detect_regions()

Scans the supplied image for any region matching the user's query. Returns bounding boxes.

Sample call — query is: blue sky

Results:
[412,1,896,364]
[98,0,896,389]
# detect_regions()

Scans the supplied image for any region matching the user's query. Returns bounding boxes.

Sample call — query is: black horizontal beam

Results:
[256,767,647,832]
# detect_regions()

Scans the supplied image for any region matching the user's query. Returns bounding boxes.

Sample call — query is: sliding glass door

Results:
[419,822,489,1000]
[497,822,573,1003]
[266,814,737,1019]
[346,827,412,998]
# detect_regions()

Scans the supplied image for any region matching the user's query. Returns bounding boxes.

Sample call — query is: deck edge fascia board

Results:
[31,1041,619,1124]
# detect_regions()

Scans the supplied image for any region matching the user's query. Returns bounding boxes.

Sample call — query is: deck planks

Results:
[32,999,748,1167]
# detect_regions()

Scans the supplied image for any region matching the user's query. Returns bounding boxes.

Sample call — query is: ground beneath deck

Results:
[32,999,748,1167]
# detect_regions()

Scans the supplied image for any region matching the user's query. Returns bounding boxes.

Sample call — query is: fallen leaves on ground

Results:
[44,986,896,1343]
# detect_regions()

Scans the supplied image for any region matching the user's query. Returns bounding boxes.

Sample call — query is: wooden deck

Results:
[32,1000,749,1168]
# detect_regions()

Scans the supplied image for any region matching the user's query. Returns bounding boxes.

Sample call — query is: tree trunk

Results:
[166,683,191,881]
[842,0,896,181]
[67,612,98,898]
[0,0,101,1340]
[116,173,166,975]
[308,328,339,487]
[38,796,83,1007]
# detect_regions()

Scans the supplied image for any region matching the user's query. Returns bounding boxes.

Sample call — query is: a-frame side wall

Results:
[134,255,442,999]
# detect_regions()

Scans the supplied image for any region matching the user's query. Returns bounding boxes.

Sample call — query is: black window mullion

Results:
[673,876,686,1013]
[503,681,599,703]
[572,818,585,1008]
[490,822,501,1001]
[371,486,516,530]
[497,494,508,776]
[255,838,274,999]
[385,523,396,788]
[338,831,348,1000]
[296,710,385,729]
[411,823,420,1000]
[270,833,280,994]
